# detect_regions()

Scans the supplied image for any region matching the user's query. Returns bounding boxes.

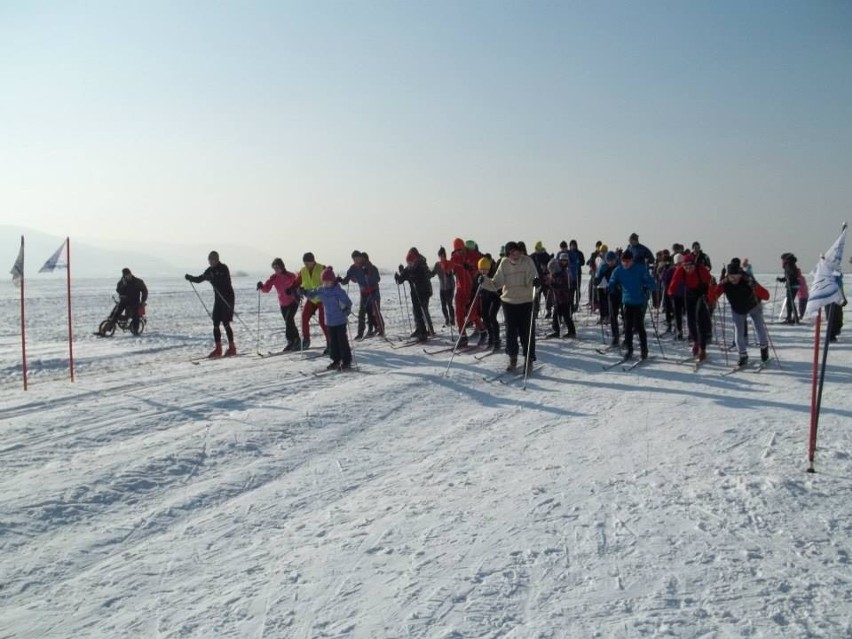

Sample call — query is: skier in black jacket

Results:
[185,251,237,357]
[395,248,434,341]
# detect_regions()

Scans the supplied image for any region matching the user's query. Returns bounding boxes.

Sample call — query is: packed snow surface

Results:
[1,276,850,638]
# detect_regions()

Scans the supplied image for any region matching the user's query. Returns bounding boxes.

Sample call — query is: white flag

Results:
[804,225,847,319]
[10,238,24,287]
[39,239,68,273]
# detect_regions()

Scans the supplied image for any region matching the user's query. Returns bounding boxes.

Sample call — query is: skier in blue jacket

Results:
[303,266,353,370]
[608,249,656,359]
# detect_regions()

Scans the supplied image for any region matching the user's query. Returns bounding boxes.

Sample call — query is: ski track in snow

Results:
[1,276,851,638]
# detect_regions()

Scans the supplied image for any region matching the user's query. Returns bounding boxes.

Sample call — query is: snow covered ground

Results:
[1,275,851,638]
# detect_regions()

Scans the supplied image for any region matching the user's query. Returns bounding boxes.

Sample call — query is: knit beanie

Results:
[321,266,336,282]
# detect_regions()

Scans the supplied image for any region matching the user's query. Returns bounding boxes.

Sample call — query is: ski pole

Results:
[521,285,538,390]
[759,314,783,370]
[256,289,262,355]
[212,287,258,343]
[397,281,413,335]
[646,297,666,359]
[188,281,213,319]
[772,278,780,323]
[444,281,483,377]
[719,296,729,367]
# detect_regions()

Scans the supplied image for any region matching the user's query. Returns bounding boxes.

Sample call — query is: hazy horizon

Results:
[2,1,850,272]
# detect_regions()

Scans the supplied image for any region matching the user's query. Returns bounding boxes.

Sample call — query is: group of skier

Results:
[109,232,845,374]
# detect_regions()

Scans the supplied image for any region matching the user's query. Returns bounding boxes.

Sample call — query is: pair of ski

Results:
[300,366,365,378]
[388,336,440,349]
[720,360,769,376]
[423,344,496,360]
[482,364,543,384]
[259,349,325,360]
[600,353,651,372]
[676,355,707,373]
[190,353,247,365]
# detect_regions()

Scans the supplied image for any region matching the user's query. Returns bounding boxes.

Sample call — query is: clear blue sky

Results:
[2,0,850,271]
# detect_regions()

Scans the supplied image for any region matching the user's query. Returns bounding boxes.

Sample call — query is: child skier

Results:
[303,266,353,370]
[474,256,501,351]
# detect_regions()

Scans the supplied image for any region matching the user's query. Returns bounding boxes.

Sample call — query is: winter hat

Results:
[621,249,634,260]
[465,240,477,250]
[605,251,617,261]
[673,253,683,265]
[302,252,315,263]
[504,241,520,254]
[726,262,742,275]
[477,257,492,270]
[600,244,609,253]
[453,238,465,251]
[406,250,418,263]
[121,267,131,275]
[535,241,544,251]
[682,253,696,264]
[557,251,570,262]
[321,266,336,282]
[629,233,639,241]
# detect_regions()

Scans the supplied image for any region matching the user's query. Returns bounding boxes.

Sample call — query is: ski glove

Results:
[184,274,192,281]
[256,281,263,290]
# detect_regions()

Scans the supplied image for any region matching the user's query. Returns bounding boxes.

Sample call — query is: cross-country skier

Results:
[257,258,301,351]
[185,251,237,357]
[303,266,353,370]
[293,252,329,351]
[339,250,383,340]
[708,260,770,366]
[667,253,713,360]
[395,248,434,342]
[488,241,538,373]
[607,249,655,359]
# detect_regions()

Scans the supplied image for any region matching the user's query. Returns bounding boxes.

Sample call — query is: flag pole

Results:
[65,237,75,382]
[806,312,822,472]
[19,236,28,391]
[807,304,836,473]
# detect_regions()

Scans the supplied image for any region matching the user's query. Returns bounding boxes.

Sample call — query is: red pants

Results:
[454,291,484,333]
[302,300,329,342]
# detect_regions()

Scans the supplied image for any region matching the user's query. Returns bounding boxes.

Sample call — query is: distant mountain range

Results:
[0,226,273,278]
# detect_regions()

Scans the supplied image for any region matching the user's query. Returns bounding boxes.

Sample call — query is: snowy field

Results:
[1,274,851,638]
